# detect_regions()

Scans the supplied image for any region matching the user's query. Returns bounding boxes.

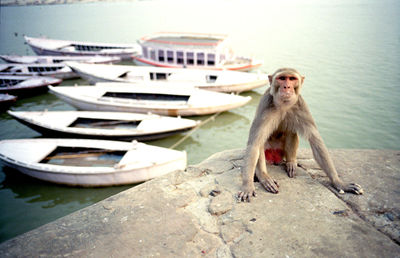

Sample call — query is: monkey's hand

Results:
[237,183,256,202]
[259,175,280,194]
[335,183,364,195]
[285,161,297,178]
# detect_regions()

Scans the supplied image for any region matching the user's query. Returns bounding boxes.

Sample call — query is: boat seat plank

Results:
[2,141,58,164]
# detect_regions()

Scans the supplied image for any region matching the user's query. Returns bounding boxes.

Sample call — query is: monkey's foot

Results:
[237,184,256,202]
[259,175,279,194]
[285,161,297,178]
[336,183,364,195]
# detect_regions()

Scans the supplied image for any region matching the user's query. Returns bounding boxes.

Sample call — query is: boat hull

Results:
[0,138,187,187]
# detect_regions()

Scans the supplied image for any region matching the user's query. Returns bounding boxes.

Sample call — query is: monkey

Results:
[237,68,363,202]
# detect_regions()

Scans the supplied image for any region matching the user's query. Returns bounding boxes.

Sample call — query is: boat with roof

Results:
[132,32,262,71]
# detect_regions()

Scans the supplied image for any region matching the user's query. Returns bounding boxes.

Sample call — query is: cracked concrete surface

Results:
[0,149,399,257]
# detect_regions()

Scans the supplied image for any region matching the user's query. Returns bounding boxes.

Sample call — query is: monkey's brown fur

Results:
[238,68,363,202]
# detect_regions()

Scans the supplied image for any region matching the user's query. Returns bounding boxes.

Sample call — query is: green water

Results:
[0,0,399,243]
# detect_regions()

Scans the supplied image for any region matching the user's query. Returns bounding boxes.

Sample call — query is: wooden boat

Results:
[24,36,140,60]
[49,83,251,116]
[0,54,121,64]
[0,138,187,187]
[0,94,17,110]
[67,62,268,93]
[0,63,76,79]
[0,75,61,96]
[133,32,263,72]
[8,110,199,141]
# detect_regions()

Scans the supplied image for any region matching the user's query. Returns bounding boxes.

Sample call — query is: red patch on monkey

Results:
[264,149,284,165]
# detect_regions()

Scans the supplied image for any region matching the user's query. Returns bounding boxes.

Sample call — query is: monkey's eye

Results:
[277,76,287,80]
[289,76,298,81]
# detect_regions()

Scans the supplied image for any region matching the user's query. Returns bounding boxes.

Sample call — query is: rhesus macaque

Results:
[238,68,363,202]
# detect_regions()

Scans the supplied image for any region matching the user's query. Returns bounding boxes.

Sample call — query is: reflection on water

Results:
[1,166,131,208]
[0,166,131,242]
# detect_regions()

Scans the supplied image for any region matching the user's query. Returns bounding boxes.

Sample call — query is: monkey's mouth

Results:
[281,95,292,101]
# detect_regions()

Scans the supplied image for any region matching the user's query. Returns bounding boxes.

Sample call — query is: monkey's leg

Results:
[284,132,299,178]
[256,146,279,193]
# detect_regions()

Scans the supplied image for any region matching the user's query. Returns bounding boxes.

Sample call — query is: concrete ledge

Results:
[0,149,399,257]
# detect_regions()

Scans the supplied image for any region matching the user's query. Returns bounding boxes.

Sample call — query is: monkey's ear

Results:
[301,76,305,84]
[268,75,273,85]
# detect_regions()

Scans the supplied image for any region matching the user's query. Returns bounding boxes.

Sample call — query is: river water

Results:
[0,0,399,243]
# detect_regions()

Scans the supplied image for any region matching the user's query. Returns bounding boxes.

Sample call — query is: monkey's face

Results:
[272,72,303,107]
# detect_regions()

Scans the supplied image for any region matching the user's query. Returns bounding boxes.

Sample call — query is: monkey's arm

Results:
[307,127,363,195]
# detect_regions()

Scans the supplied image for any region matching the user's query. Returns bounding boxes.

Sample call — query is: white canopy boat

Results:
[25,36,140,60]
[8,110,199,141]
[0,54,121,64]
[133,32,263,72]
[67,62,268,93]
[49,83,251,116]
[0,138,186,187]
[0,63,76,79]
[0,75,61,96]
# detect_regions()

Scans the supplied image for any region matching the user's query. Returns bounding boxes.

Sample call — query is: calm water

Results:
[0,0,399,243]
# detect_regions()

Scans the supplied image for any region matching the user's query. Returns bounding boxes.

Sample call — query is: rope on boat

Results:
[169,112,221,150]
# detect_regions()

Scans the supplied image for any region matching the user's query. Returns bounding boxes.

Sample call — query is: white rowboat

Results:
[0,54,121,64]
[8,110,199,141]
[0,94,17,110]
[0,63,76,79]
[49,83,251,116]
[24,36,140,60]
[0,75,61,96]
[0,138,187,187]
[67,62,268,93]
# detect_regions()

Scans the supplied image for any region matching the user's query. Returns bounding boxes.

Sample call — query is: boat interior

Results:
[40,146,126,167]
[0,79,23,87]
[101,92,190,102]
[68,117,141,130]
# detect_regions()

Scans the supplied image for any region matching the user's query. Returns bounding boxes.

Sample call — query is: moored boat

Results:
[0,94,17,110]
[0,75,61,96]
[132,32,263,71]
[0,138,187,187]
[8,110,199,141]
[24,36,140,60]
[67,62,268,93]
[49,83,251,116]
[0,54,121,64]
[0,63,76,79]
